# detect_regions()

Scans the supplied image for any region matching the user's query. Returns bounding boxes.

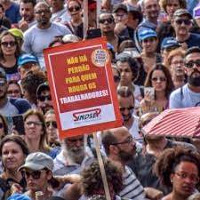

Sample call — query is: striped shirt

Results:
[119,166,146,200]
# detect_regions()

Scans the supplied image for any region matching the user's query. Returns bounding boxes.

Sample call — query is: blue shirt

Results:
[5,2,21,24]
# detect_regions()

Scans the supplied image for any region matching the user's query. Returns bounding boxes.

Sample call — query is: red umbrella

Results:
[143,107,200,138]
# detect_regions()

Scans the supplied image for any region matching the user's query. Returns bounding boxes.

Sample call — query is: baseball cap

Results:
[161,37,180,50]
[0,67,6,79]
[8,193,31,200]
[8,28,24,40]
[127,4,143,24]
[19,152,54,171]
[138,28,157,41]
[18,54,39,67]
[36,82,50,97]
[193,3,200,19]
[113,3,128,13]
[173,9,192,19]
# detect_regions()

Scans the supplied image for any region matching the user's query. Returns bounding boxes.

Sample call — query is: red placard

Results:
[44,37,122,138]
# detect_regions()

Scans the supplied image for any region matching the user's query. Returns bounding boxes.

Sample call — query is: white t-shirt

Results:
[169,84,200,108]
[22,22,71,68]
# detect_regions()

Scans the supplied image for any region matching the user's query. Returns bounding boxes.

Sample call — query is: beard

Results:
[188,70,200,87]
[65,146,85,164]
[118,147,135,163]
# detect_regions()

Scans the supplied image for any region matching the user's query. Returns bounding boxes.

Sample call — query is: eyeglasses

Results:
[111,136,134,145]
[119,106,134,112]
[25,121,42,126]
[46,121,57,129]
[35,9,50,14]
[175,19,191,25]
[7,89,20,94]
[175,172,199,183]
[68,6,81,12]
[24,170,46,180]
[151,77,167,82]
[0,123,3,129]
[99,18,114,24]
[113,76,120,83]
[185,60,200,68]
[0,80,6,86]
[1,41,16,47]
[38,95,51,101]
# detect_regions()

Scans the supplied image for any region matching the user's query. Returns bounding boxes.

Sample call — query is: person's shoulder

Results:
[24,24,37,35]
[170,84,187,97]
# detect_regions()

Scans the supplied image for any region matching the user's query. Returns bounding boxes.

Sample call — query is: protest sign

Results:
[44,37,122,138]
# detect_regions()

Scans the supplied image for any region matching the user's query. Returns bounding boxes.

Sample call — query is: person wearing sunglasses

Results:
[36,82,53,114]
[0,31,21,82]
[99,12,127,53]
[45,109,60,147]
[171,9,200,49]
[65,0,83,38]
[18,152,56,200]
[21,70,47,108]
[140,63,174,114]
[155,146,200,200]
[117,86,142,147]
[169,46,200,108]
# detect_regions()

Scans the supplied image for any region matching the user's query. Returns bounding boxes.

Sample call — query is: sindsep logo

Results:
[73,108,101,122]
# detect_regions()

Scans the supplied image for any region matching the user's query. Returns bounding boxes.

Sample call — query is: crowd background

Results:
[0,0,199,199]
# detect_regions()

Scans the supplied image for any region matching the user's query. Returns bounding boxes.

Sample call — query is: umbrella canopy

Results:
[143,107,200,138]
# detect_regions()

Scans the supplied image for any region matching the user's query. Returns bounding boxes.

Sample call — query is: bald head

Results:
[34,1,50,11]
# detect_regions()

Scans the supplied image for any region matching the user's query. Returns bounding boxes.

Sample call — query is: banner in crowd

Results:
[44,37,122,138]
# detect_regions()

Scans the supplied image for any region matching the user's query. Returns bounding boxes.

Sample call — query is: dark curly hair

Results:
[81,159,123,197]
[21,70,47,104]
[155,146,200,188]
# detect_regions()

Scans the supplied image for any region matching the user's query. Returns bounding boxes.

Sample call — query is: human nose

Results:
[7,152,14,158]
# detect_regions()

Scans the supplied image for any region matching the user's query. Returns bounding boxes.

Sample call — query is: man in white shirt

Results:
[169,46,200,108]
[22,1,71,69]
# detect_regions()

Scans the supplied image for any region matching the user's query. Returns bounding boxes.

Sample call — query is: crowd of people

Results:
[0,0,199,199]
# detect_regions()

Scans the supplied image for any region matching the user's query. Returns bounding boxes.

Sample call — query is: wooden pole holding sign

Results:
[93,132,111,200]
[83,0,88,39]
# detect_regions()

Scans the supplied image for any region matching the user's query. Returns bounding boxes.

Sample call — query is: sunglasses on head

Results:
[38,95,51,101]
[175,19,191,25]
[68,6,81,12]
[185,60,200,68]
[24,169,47,179]
[46,121,57,129]
[99,18,114,24]
[1,41,16,47]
